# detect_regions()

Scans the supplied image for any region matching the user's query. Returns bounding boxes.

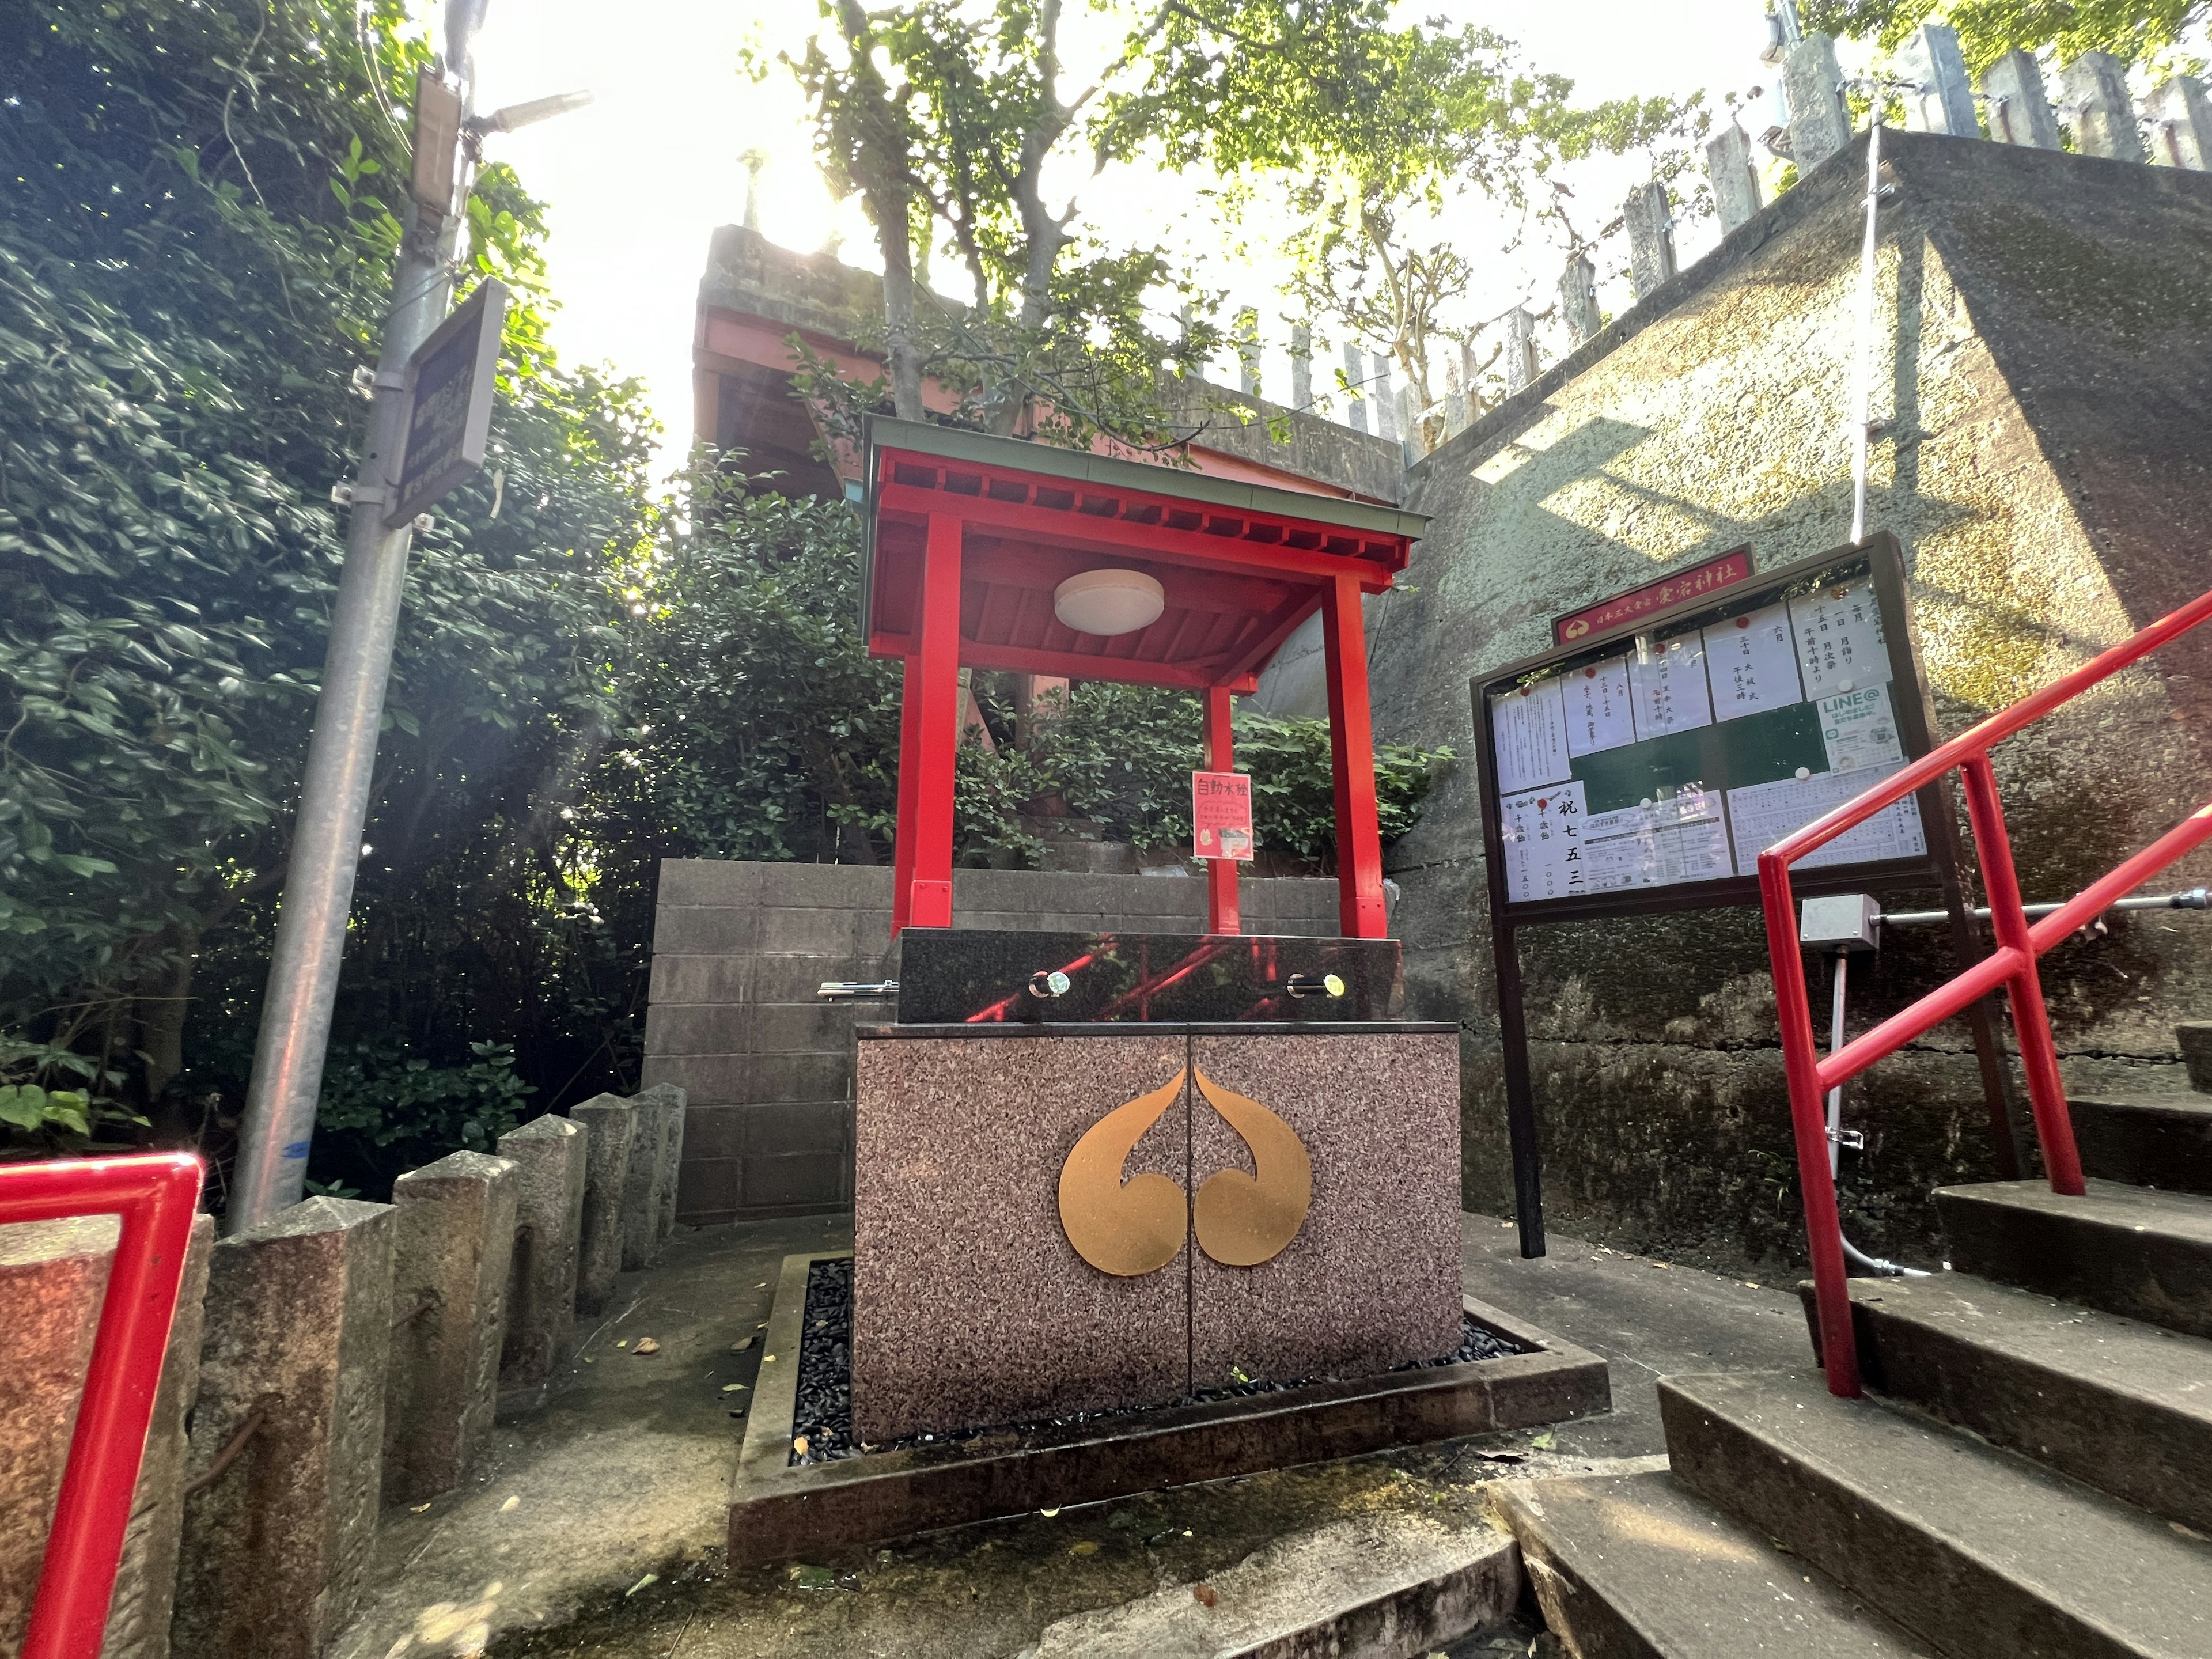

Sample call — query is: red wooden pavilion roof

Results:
[861,419,1428,693]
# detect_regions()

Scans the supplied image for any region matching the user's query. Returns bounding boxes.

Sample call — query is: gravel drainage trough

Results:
[728,1250,1610,1566]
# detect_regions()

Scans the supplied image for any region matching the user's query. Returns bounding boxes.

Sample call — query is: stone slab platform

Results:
[728,1250,1608,1569]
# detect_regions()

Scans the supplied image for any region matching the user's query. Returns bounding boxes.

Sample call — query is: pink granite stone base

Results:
[852,1035,1191,1443]
[1189,1033,1462,1388]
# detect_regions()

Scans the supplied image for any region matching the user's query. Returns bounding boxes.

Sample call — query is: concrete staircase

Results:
[1493,1021,2212,1657]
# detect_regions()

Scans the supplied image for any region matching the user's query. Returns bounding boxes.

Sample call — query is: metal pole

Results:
[229,28,484,1233]
[1850,118,1883,545]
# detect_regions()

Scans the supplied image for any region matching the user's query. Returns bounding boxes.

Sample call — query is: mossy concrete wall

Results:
[1294,131,2212,1272]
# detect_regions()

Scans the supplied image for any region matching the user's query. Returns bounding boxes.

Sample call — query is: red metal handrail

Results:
[5,1153,202,1658]
[1758,585,2212,1398]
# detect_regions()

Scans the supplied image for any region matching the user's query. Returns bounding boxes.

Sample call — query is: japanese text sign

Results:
[1192,771,1254,861]
[1553,547,1753,645]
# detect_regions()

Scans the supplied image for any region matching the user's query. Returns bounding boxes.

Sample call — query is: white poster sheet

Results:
[1703,603,1802,722]
[1490,678,1573,795]
[1789,578,1893,698]
[1565,657,1638,758]
[1581,788,1734,892]
[1627,635,1713,736]
[1725,763,1926,877]
[1499,781,1588,905]
[1819,683,1906,774]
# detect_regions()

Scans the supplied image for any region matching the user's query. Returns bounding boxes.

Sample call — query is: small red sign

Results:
[1192,771,1254,861]
[1553,547,1754,646]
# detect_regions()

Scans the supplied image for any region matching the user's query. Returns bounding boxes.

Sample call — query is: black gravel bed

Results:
[789,1257,1525,1467]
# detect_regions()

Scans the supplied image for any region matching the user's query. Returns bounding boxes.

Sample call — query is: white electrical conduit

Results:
[1825,948,1931,1277]
[1850,119,1884,545]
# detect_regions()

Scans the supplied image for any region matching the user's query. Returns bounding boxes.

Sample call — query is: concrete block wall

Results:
[643,860,1346,1224]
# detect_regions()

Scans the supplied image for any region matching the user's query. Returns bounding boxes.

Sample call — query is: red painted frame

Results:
[7,1153,203,1658]
[1759,585,2212,1398]
[870,438,1412,941]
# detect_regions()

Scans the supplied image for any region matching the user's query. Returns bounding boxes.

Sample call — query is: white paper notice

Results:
[1788,579,1893,698]
[1564,657,1638,758]
[1702,603,1803,722]
[1725,764,1926,876]
[1819,683,1907,773]
[1491,679,1573,795]
[1627,637,1713,737]
[1499,781,1588,904]
[1581,789,1734,892]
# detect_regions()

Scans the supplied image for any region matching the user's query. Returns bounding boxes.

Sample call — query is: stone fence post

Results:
[0,1214,119,1653]
[1784,33,1853,172]
[636,1083,687,1253]
[2062,51,2147,163]
[1899,24,1977,137]
[1980,50,2062,149]
[1623,182,1676,301]
[2147,77,2212,168]
[103,1212,215,1659]
[1706,126,1762,235]
[384,1152,517,1505]
[1559,254,1601,344]
[497,1113,586,1389]
[569,1094,635,1313]
[173,1198,394,1659]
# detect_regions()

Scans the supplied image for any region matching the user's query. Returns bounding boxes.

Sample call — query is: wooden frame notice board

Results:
[1472,534,2017,1257]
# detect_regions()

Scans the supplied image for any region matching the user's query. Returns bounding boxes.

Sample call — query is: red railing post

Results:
[10,1153,203,1659]
[1959,754,2086,1195]
[1759,855,1862,1397]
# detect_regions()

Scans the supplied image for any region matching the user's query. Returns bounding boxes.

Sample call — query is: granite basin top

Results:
[884,928,1404,1025]
[859,1020,1457,1038]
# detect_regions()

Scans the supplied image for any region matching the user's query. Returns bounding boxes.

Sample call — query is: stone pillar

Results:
[1980,49,2061,149]
[0,1214,118,1653]
[1289,323,1312,410]
[1899,24,1978,137]
[383,1152,517,1505]
[1623,182,1677,302]
[1503,306,1539,393]
[1784,32,1853,171]
[1372,353,1397,441]
[1234,309,1260,396]
[638,1083,687,1251]
[567,1093,635,1313]
[1342,340,1367,433]
[173,1198,394,1659]
[2062,51,2147,162]
[1559,253,1601,343]
[619,1089,671,1271]
[2147,76,2212,168]
[103,1212,214,1659]
[1706,124,1763,234]
[495,1114,586,1387]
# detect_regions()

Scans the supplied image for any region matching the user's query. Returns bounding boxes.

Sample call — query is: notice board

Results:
[1469,534,2009,1262]
[1476,535,1944,925]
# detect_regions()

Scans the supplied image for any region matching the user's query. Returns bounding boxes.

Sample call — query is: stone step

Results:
[1020,1510,1522,1659]
[1662,1369,2212,1659]
[2070,1093,2212,1194]
[1490,1471,1930,1657]
[1801,1272,2212,1535]
[1935,1179,2212,1339]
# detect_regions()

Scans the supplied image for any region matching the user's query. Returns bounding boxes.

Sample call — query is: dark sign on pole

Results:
[386,279,507,527]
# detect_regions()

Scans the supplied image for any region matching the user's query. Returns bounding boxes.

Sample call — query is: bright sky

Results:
[464,2,1822,465]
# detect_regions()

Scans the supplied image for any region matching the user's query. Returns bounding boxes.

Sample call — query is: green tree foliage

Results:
[1804,0,2207,71]
[1,0,653,1176]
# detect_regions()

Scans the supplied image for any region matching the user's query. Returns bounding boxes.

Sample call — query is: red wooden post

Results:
[1321,573,1388,938]
[891,654,923,935]
[905,514,963,929]
[1203,685,1240,935]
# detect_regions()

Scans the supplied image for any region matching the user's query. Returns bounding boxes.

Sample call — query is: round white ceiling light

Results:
[1053,568,1165,637]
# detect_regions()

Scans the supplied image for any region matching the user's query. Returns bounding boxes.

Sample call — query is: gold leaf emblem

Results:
[1056,1070,1191,1277]
[1056,1068,1312,1275]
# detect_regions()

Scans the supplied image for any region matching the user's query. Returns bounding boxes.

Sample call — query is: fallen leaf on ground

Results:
[633,1338,660,1355]
[1039,1506,1060,1518]
[498,1496,520,1512]
[763,1353,776,1362]
[790,1565,837,1590]
[1069,1541,1099,1556]
[626,1573,658,1597]
[722,1382,748,1392]
[731,1337,754,1352]
[614,1340,627,1349]
[793,1435,810,1455]
[1193,1583,1218,1608]
[1530,1433,1556,1451]
[410,1503,432,1513]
